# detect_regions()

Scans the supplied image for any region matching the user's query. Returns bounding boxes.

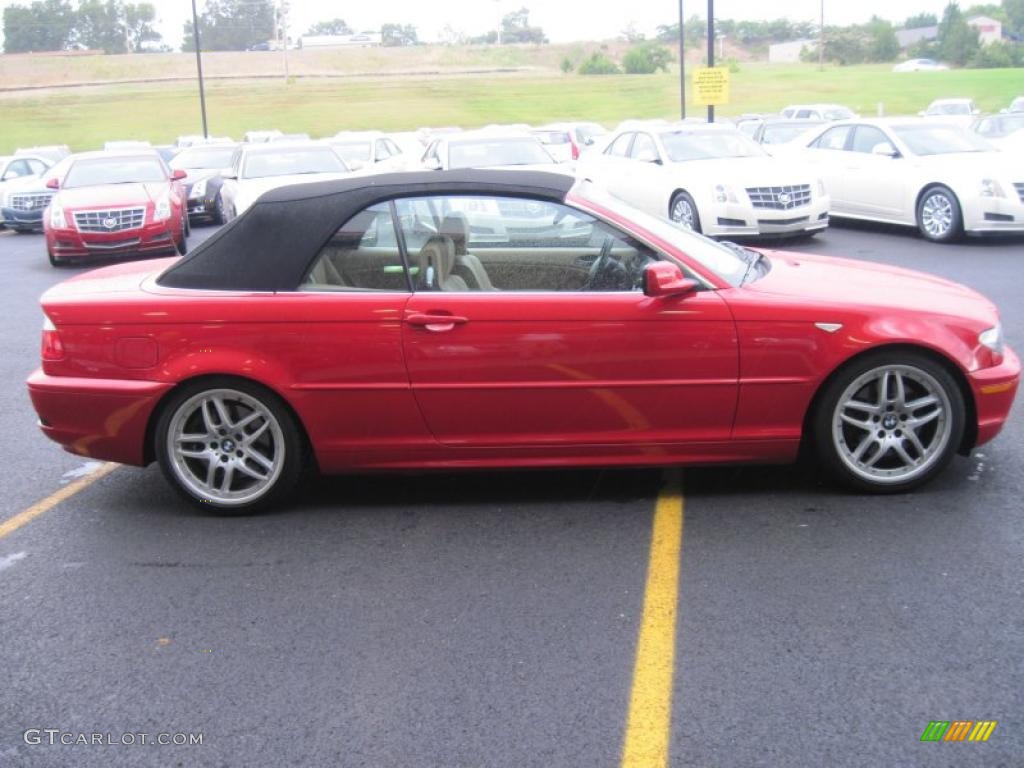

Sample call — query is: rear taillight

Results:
[571,139,580,161]
[41,315,65,361]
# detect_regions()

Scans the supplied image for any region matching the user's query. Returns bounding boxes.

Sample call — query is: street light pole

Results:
[706,0,714,123]
[819,0,825,71]
[191,0,209,138]
[678,0,685,119]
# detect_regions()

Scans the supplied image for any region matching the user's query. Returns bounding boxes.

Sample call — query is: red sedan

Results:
[27,171,1019,512]
[43,151,188,266]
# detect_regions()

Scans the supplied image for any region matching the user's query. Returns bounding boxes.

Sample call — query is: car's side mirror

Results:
[45,177,60,190]
[171,168,187,181]
[220,168,237,180]
[871,142,899,158]
[643,262,698,298]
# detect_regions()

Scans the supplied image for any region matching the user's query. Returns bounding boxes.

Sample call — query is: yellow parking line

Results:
[621,470,684,768]
[0,463,119,541]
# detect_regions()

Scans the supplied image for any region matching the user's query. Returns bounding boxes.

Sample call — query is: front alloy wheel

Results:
[669,192,701,232]
[156,380,303,512]
[916,186,962,243]
[815,352,964,492]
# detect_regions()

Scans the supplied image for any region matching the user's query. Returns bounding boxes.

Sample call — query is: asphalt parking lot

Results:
[1,220,1021,768]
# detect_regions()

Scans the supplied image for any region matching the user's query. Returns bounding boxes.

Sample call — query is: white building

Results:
[968,16,1003,45]
[768,39,816,64]
[298,33,382,49]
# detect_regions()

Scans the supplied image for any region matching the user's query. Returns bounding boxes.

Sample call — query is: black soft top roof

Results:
[157,169,576,292]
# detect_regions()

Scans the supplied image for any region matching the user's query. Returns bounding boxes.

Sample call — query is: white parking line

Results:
[0,552,27,572]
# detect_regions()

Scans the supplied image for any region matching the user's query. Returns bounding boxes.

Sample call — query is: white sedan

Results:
[792,118,1024,241]
[577,123,830,238]
[328,131,412,172]
[421,131,561,171]
[218,142,351,220]
[893,58,949,72]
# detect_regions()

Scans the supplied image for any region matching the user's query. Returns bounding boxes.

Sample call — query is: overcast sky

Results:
[0,0,968,48]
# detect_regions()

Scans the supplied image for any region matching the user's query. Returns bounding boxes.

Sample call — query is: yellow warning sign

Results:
[692,67,730,106]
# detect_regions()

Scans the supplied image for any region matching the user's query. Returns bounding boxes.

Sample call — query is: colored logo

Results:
[921,720,997,742]
[103,217,117,229]
[778,192,792,206]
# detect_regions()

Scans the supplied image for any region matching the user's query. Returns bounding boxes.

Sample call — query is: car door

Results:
[624,132,668,215]
[841,125,906,219]
[802,124,853,212]
[581,132,634,198]
[397,193,738,450]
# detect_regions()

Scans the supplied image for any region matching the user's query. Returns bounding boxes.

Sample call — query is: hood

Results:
[235,172,351,211]
[747,249,997,325]
[905,150,1023,175]
[1,174,51,195]
[674,156,816,187]
[56,182,168,209]
[179,168,220,186]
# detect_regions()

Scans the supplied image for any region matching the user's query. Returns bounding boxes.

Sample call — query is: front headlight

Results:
[190,178,207,199]
[154,192,172,222]
[48,199,66,229]
[979,325,1004,356]
[713,184,738,204]
[979,179,1005,198]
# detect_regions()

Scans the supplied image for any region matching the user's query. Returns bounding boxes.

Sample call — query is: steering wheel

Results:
[585,237,633,290]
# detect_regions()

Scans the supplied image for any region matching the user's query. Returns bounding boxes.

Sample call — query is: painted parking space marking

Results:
[0,462,118,541]
[0,552,27,572]
[621,470,684,768]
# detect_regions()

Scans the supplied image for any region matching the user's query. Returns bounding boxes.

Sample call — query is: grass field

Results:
[1,57,1022,152]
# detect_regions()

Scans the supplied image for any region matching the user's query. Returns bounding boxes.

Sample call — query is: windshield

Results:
[762,123,819,144]
[330,142,372,164]
[574,182,750,287]
[241,147,347,178]
[994,116,1024,135]
[171,146,236,170]
[926,102,971,115]
[823,108,854,120]
[892,125,993,155]
[533,131,571,145]
[63,157,166,188]
[659,129,765,161]
[448,138,553,169]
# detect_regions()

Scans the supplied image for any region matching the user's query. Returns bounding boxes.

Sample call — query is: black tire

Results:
[813,350,965,493]
[916,185,962,243]
[212,194,225,225]
[175,227,188,256]
[154,377,305,514]
[184,215,191,239]
[669,191,702,233]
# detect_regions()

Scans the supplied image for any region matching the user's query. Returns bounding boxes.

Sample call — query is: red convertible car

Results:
[27,171,1019,512]
[43,150,188,266]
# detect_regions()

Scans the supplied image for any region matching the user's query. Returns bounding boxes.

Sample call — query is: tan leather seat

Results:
[441,213,494,290]
[418,235,467,291]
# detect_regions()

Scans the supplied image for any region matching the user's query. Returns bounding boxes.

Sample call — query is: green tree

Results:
[500,7,546,44]
[807,27,867,65]
[305,18,350,36]
[577,52,620,74]
[903,13,938,29]
[76,0,126,53]
[381,23,416,46]
[622,42,672,74]
[1002,0,1024,35]
[182,0,275,52]
[937,2,980,66]
[865,16,900,61]
[124,3,159,51]
[2,0,75,53]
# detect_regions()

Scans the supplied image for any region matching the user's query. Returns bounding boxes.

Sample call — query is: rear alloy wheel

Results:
[155,380,303,513]
[814,351,964,492]
[916,185,962,243]
[669,191,702,233]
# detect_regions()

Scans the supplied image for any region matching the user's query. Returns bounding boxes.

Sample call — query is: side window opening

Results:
[300,202,409,292]
[395,195,658,293]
